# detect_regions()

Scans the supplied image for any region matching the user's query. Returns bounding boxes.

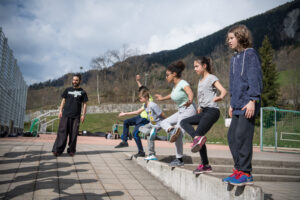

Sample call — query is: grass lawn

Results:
[24,111,261,145]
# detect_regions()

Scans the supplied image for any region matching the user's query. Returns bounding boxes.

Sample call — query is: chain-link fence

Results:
[0,27,28,133]
[260,107,300,152]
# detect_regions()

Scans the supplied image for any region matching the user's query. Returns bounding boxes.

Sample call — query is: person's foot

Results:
[149,128,157,141]
[134,151,145,158]
[144,155,158,161]
[193,164,212,174]
[52,152,61,157]
[191,136,207,153]
[168,158,184,167]
[68,152,75,157]
[222,169,239,183]
[115,141,128,148]
[169,128,181,143]
[228,171,254,186]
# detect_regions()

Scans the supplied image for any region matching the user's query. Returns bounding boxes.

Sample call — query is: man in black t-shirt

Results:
[52,74,88,156]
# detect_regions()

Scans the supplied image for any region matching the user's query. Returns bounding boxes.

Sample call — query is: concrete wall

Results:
[26,103,178,120]
[130,155,263,200]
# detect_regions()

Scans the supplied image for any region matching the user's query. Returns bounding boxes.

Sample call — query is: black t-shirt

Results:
[62,87,88,118]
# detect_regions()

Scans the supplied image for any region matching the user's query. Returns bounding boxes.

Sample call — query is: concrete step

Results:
[157,155,300,168]
[209,172,300,182]
[184,164,300,176]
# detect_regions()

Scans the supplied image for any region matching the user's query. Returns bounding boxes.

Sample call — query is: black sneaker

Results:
[168,158,184,167]
[134,151,145,158]
[115,141,129,148]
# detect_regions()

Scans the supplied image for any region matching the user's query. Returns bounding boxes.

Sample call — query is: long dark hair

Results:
[167,61,185,78]
[195,56,213,74]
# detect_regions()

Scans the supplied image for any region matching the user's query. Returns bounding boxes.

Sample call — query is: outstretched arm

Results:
[155,94,171,101]
[136,74,142,88]
[119,107,145,117]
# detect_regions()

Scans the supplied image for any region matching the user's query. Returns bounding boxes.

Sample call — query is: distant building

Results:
[0,27,28,135]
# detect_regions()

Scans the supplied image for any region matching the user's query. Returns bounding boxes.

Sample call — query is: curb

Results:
[125,153,263,200]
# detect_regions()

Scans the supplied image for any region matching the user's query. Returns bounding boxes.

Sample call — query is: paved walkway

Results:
[0,137,182,200]
[1,135,300,200]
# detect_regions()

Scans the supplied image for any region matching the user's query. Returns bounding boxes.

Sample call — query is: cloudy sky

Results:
[0,0,290,85]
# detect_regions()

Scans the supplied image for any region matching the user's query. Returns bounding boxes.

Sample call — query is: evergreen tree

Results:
[259,35,279,107]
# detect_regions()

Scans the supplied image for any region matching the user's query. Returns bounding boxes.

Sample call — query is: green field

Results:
[277,69,300,86]
[24,112,261,145]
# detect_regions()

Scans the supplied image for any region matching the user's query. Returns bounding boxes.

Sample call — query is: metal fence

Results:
[0,27,28,133]
[260,107,300,152]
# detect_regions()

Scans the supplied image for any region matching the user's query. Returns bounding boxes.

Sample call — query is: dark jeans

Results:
[180,107,220,165]
[121,115,149,153]
[227,114,255,173]
[52,116,80,154]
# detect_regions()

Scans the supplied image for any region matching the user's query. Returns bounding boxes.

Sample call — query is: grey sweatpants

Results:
[160,104,197,158]
[139,123,160,155]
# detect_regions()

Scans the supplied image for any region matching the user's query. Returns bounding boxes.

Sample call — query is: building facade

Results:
[0,27,28,134]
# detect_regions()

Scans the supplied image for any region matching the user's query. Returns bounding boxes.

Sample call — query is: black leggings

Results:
[180,107,220,165]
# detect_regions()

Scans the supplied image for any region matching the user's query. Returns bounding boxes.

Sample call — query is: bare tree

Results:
[91,52,114,105]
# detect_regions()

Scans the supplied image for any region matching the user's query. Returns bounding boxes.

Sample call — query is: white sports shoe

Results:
[144,155,158,161]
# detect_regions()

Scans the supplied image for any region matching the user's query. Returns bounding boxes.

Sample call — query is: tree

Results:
[259,35,280,107]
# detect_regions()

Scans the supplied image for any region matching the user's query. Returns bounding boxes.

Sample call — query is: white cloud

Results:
[0,0,290,85]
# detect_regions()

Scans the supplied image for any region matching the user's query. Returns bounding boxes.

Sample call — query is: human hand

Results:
[228,106,233,118]
[58,111,63,118]
[155,94,163,101]
[183,99,192,108]
[118,112,126,117]
[136,74,141,82]
[80,115,85,123]
[213,96,223,102]
[197,107,202,114]
[242,100,255,119]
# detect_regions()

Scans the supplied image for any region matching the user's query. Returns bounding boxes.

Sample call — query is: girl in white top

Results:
[155,61,197,167]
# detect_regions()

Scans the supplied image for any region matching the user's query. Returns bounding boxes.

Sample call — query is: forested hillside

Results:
[27,1,300,111]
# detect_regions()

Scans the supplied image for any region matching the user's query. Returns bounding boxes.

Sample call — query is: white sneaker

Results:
[144,155,158,161]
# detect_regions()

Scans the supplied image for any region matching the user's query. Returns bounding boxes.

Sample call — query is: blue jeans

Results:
[121,115,149,153]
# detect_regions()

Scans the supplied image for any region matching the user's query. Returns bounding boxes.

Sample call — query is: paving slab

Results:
[1,135,300,200]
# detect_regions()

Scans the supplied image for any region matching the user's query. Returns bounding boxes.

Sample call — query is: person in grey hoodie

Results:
[223,24,263,186]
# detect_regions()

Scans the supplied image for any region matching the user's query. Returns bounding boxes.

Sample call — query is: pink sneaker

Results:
[191,136,207,153]
[193,164,212,174]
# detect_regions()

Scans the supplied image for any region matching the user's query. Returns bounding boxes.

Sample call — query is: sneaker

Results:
[229,171,254,186]
[222,169,239,183]
[115,141,128,148]
[191,136,207,153]
[169,128,181,143]
[144,155,158,161]
[52,152,61,157]
[134,151,145,158]
[168,158,184,167]
[149,128,157,141]
[68,152,75,157]
[193,164,212,174]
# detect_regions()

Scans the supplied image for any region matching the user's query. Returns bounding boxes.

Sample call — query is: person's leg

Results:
[133,118,149,153]
[195,108,220,164]
[227,115,239,170]
[67,117,80,154]
[180,113,203,138]
[160,112,179,133]
[235,115,255,173]
[52,116,69,154]
[120,115,141,142]
[174,104,197,158]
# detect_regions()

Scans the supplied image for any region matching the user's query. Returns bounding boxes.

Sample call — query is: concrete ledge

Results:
[126,153,263,200]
